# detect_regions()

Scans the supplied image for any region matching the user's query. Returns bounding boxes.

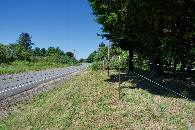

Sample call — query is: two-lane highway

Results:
[0,63,90,100]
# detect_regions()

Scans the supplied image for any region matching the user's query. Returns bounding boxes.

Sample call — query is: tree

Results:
[94,46,108,61]
[0,44,8,63]
[46,47,56,56]
[17,32,34,50]
[66,52,74,58]
[55,47,65,55]
[87,51,97,63]
[79,58,85,63]
[40,48,46,56]
[98,42,105,50]
[8,43,31,61]
[33,47,41,56]
[87,0,195,76]
[87,0,140,72]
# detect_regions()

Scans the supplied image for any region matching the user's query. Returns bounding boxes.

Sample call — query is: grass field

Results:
[0,61,71,75]
[0,70,194,129]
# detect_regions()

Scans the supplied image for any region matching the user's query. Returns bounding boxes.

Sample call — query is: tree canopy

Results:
[17,32,34,50]
[87,0,195,75]
[0,32,79,66]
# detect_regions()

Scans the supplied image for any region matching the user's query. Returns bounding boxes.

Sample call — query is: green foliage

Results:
[94,46,108,61]
[109,50,129,70]
[33,47,41,56]
[79,58,87,63]
[88,43,129,71]
[66,52,74,58]
[0,33,79,74]
[17,32,34,50]
[98,42,105,49]
[0,61,69,75]
[0,43,8,63]
[89,61,102,71]
[87,51,97,63]
[87,0,195,74]
[40,48,46,56]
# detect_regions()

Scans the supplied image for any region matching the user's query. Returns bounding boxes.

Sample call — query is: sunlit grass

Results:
[0,61,70,75]
[0,70,194,129]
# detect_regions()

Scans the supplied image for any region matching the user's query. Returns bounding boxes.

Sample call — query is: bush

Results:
[89,61,102,71]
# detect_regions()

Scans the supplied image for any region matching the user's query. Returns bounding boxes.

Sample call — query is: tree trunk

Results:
[180,61,186,71]
[149,55,164,76]
[187,66,192,71]
[167,60,171,71]
[129,47,134,71]
[174,59,177,71]
[149,17,164,76]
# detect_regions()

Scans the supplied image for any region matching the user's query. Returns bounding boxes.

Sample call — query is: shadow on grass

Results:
[105,71,195,101]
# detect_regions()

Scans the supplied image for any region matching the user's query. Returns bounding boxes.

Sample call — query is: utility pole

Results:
[73,49,74,58]
[108,39,110,76]
[75,50,76,59]
[73,49,76,59]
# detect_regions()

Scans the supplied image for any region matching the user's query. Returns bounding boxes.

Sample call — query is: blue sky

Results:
[0,0,107,60]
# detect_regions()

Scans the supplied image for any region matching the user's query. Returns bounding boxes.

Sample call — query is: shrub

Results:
[89,61,102,71]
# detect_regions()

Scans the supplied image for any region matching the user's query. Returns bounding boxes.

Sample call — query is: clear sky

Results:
[0,0,107,60]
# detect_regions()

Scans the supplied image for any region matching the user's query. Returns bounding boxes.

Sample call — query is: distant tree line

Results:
[0,32,79,65]
[87,42,130,70]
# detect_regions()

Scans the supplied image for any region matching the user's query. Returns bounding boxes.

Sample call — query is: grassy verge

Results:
[133,70,195,101]
[0,61,72,75]
[0,70,194,129]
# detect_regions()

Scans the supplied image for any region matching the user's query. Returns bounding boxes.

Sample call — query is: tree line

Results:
[87,0,195,76]
[87,42,130,70]
[0,33,78,65]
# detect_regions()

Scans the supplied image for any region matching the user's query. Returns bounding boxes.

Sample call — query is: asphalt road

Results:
[0,63,90,100]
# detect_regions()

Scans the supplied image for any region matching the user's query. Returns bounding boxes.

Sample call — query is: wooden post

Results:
[129,48,134,71]
[119,56,121,100]
[103,60,105,71]
[108,39,110,76]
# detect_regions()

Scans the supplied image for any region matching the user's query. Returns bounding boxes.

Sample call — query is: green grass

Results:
[0,61,70,75]
[133,70,195,101]
[0,70,194,129]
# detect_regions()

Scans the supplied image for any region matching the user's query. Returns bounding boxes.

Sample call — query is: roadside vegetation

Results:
[0,0,194,129]
[0,61,70,75]
[0,33,80,75]
[0,70,194,129]
[87,0,194,76]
